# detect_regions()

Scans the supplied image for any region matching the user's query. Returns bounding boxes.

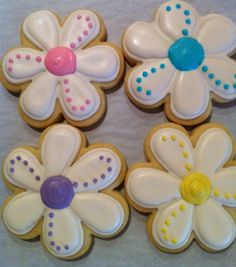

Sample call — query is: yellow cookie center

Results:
[180,172,212,205]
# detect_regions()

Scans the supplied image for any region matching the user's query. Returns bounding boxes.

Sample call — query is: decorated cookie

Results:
[2,124,128,259]
[126,123,236,252]
[122,0,236,125]
[1,10,124,128]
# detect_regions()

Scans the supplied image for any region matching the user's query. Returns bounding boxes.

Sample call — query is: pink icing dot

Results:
[64,79,69,84]
[65,88,70,93]
[80,106,85,111]
[77,15,82,20]
[36,56,42,62]
[70,42,76,49]
[88,23,93,29]
[8,58,13,64]
[72,105,77,111]
[16,54,21,59]
[26,55,31,60]
[85,99,91,105]
[77,36,82,42]
[83,30,88,36]
[8,66,13,72]
[85,16,91,22]
[66,97,72,103]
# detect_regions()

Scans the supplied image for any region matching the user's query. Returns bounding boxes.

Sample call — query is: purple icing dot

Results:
[73,182,78,188]
[65,245,69,250]
[48,231,53,236]
[49,212,54,218]
[10,159,15,165]
[49,222,53,228]
[50,241,55,246]
[99,155,104,160]
[10,167,14,173]
[106,158,111,163]
[56,246,61,251]
[107,167,112,172]
[29,167,34,173]
[16,156,21,161]
[35,175,40,181]
[93,178,98,183]
[101,174,105,179]
[83,182,88,187]
[23,160,28,166]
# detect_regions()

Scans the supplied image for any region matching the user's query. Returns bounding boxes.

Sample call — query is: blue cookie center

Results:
[168,37,205,71]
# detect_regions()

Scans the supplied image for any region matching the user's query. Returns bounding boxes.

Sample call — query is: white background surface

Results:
[1,0,236,266]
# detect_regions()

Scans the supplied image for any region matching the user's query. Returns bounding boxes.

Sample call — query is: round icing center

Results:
[180,172,211,205]
[44,47,76,76]
[168,37,205,71]
[40,175,74,209]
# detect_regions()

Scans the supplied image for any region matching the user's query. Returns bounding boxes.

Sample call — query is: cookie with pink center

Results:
[122,0,236,125]
[2,124,129,259]
[125,123,236,253]
[1,10,124,128]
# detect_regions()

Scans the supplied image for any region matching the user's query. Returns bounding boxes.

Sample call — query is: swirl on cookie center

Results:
[180,172,211,205]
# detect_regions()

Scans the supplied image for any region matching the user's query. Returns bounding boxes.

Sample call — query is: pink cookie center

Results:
[44,47,76,76]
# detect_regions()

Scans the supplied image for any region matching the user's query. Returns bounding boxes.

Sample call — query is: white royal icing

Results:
[2,10,121,123]
[3,124,126,258]
[126,125,236,251]
[123,0,236,121]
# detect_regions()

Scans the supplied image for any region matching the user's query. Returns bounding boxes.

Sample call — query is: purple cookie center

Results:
[40,176,74,209]
[44,47,76,76]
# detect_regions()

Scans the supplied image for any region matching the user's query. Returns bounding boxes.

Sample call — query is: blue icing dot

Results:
[151,67,157,73]
[160,64,166,69]
[166,6,171,11]
[168,37,205,71]
[208,73,214,79]
[137,86,142,92]
[234,83,236,89]
[224,84,229,90]
[182,29,189,36]
[176,3,181,9]
[136,77,142,83]
[146,90,152,96]
[215,80,221,86]
[184,10,190,16]
[201,66,208,73]
[234,74,236,79]
[142,71,148,77]
[185,18,191,25]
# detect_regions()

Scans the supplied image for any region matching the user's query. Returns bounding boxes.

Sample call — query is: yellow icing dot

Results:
[161,228,167,233]
[180,172,211,205]
[171,135,176,141]
[171,238,177,244]
[182,151,189,159]
[233,194,236,200]
[165,219,171,226]
[213,190,220,197]
[179,204,186,211]
[185,163,192,172]
[171,211,177,217]
[164,235,169,241]
[179,141,185,148]
[162,136,167,141]
[224,193,231,199]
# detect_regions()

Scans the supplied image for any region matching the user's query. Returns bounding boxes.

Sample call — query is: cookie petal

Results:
[201,57,236,101]
[58,74,100,121]
[194,198,235,251]
[66,147,121,193]
[211,167,236,207]
[23,10,59,50]
[20,72,58,120]
[197,15,236,55]
[150,127,193,178]
[123,22,170,62]
[2,48,45,84]
[170,71,210,120]
[43,208,84,258]
[61,10,100,50]
[71,193,124,235]
[127,59,175,106]
[3,192,45,235]
[41,124,82,177]
[126,168,181,208]
[152,199,193,250]
[76,45,120,82]
[194,128,232,176]
[156,0,198,40]
[4,148,44,191]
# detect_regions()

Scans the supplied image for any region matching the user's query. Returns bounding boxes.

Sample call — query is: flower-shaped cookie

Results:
[126,123,236,252]
[1,10,123,128]
[123,0,236,125]
[2,124,128,259]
